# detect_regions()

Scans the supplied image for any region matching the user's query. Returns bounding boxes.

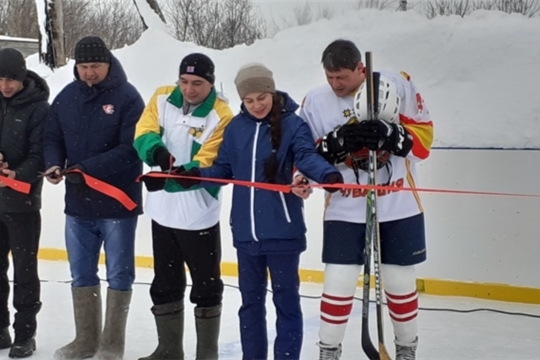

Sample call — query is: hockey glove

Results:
[64,165,86,184]
[174,168,202,189]
[317,123,366,164]
[153,147,176,171]
[359,120,413,157]
[322,172,344,193]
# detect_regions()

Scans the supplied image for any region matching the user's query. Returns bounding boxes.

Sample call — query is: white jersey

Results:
[299,70,434,223]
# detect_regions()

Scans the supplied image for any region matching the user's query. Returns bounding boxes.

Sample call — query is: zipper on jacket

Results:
[279,192,292,223]
[250,123,260,242]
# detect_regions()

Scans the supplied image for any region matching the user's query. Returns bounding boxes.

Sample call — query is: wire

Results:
[35,278,540,319]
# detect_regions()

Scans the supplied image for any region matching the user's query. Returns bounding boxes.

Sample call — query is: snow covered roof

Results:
[0,35,38,43]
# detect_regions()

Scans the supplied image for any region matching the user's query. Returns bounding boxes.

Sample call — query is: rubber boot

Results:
[138,301,184,360]
[195,304,221,360]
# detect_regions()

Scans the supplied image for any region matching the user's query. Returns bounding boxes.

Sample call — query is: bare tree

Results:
[217,0,266,48]
[160,0,197,40]
[58,0,144,58]
[355,0,397,10]
[422,0,471,17]
[89,0,144,51]
[293,2,313,26]
[422,0,540,17]
[62,0,95,57]
[491,0,540,16]
[317,5,336,20]
[0,0,38,39]
[159,0,266,50]
[187,0,222,47]
[0,0,8,32]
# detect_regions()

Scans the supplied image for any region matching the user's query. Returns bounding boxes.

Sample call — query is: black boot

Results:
[195,305,221,360]
[9,338,36,358]
[11,302,40,358]
[0,327,12,349]
[139,301,184,360]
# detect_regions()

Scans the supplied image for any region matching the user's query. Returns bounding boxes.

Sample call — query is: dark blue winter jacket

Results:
[200,92,339,255]
[43,55,144,219]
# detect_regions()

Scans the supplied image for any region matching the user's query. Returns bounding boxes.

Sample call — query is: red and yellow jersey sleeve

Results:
[397,71,434,161]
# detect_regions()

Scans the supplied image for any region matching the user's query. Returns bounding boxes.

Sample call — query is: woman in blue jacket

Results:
[176,63,343,359]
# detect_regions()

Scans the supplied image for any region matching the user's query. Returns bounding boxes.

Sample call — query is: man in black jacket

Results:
[0,48,49,358]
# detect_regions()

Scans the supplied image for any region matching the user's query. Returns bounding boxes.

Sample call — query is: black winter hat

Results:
[74,36,111,64]
[179,53,215,84]
[0,48,27,81]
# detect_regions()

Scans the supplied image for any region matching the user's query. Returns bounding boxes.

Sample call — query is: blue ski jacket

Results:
[200,91,339,255]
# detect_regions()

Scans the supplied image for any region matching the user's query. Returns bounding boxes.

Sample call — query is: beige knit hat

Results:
[234,63,276,99]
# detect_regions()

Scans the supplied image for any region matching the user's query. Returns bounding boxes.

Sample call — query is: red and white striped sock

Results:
[319,264,362,346]
[382,264,419,344]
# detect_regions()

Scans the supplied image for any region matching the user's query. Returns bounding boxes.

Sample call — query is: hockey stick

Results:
[361,52,392,360]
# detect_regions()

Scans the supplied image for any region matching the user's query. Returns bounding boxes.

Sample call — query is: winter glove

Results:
[140,166,187,192]
[64,165,86,184]
[322,172,344,193]
[141,176,167,192]
[174,168,202,189]
[358,120,413,157]
[153,147,176,171]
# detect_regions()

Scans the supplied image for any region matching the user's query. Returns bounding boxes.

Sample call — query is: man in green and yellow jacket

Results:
[134,53,233,360]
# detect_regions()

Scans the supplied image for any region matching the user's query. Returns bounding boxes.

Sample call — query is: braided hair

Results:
[264,93,284,184]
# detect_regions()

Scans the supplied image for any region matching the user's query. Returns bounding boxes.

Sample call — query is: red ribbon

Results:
[137,171,291,192]
[0,176,31,194]
[138,171,540,199]
[66,169,138,211]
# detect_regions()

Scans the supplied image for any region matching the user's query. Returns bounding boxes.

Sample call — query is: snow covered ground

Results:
[0,260,538,359]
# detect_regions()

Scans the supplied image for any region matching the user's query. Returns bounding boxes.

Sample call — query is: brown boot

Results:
[54,286,102,359]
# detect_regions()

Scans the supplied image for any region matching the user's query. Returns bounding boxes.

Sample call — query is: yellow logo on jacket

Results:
[189,126,204,139]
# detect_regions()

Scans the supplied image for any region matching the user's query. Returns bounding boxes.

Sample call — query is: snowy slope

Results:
[31,8,540,149]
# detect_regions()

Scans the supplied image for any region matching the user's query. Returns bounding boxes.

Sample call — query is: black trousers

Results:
[150,221,223,308]
[0,211,41,340]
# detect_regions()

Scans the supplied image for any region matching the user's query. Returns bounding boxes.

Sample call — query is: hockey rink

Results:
[0,260,537,359]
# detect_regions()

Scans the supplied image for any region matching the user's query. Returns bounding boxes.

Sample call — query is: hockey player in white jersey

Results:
[298,39,433,360]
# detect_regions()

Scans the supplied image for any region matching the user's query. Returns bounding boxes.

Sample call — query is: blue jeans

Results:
[65,215,137,291]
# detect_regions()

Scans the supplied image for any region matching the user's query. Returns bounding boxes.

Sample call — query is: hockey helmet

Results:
[354,75,401,123]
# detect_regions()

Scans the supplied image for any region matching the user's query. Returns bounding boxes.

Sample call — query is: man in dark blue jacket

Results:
[0,48,49,358]
[42,36,144,360]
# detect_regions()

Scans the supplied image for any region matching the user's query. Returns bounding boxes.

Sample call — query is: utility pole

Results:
[49,0,66,66]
